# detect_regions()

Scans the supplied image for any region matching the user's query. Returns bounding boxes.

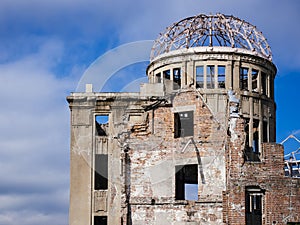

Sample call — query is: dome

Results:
[150,13,272,61]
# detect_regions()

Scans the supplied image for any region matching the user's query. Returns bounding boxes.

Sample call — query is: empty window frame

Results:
[95,154,108,190]
[244,119,260,162]
[163,70,171,80]
[253,119,259,154]
[94,216,107,225]
[175,164,198,200]
[196,66,204,88]
[96,115,109,136]
[174,111,194,138]
[217,66,226,88]
[252,69,258,92]
[240,67,249,90]
[206,65,215,89]
[245,187,263,225]
[155,72,161,83]
[173,68,181,89]
[269,75,274,99]
[261,72,267,96]
[262,121,268,143]
[244,118,250,151]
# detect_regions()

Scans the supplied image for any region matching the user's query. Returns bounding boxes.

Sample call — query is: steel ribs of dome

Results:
[151,14,272,61]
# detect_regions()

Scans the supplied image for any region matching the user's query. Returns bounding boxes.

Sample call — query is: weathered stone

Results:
[67,13,300,225]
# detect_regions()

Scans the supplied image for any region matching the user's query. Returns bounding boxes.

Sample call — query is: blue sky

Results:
[0,0,299,224]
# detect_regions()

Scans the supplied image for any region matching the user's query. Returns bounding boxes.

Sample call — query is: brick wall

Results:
[124,90,226,224]
[225,117,300,225]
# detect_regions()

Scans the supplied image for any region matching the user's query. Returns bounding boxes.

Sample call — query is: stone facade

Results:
[67,88,300,225]
[67,14,300,225]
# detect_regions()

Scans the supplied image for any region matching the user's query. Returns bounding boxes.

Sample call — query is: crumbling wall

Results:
[123,89,226,224]
[68,90,300,225]
[225,113,300,225]
[131,204,223,225]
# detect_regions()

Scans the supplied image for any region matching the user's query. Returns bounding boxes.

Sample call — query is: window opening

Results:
[217,66,226,88]
[206,65,215,89]
[175,164,198,200]
[94,216,107,225]
[174,111,194,138]
[253,119,259,154]
[270,76,274,99]
[240,67,249,90]
[196,66,204,88]
[173,68,181,89]
[245,118,250,151]
[163,70,170,80]
[246,187,263,225]
[95,154,108,190]
[261,72,267,95]
[155,72,161,83]
[252,69,258,92]
[96,115,109,136]
[263,121,268,143]
[244,119,260,162]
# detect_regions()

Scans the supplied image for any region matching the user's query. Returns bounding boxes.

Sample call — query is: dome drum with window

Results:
[146,13,277,161]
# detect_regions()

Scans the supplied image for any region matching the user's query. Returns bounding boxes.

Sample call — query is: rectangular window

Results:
[206,65,215,89]
[252,69,258,92]
[246,187,263,225]
[253,119,259,154]
[244,119,260,162]
[163,70,170,80]
[94,216,107,225]
[263,121,268,143]
[261,72,267,95]
[174,111,194,138]
[175,164,198,200]
[173,68,181,89]
[96,115,109,136]
[155,72,161,83]
[218,66,226,88]
[95,154,108,190]
[240,67,249,90]
[196,66,204,88]
[270,76,274,99]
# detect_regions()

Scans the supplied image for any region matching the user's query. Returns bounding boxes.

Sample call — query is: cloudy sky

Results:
[0,0,299,224]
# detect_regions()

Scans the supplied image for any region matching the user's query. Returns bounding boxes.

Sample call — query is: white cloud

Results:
[0,209,67,225]
[1,0,299,72]
[0,39,75,225]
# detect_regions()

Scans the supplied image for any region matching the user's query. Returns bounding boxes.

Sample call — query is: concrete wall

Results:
[69,106,93,225]
[68,88,300,225]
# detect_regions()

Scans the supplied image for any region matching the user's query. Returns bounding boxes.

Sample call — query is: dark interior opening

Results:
[173,68,181,89]
[240,67,249,90]
[95,154,108,190]
[174,111,194,138]
[246,187,263,225]
[94,216,107,225]
[175,164,198,200]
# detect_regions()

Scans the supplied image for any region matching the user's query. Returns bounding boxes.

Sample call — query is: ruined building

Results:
[67,14,300,225]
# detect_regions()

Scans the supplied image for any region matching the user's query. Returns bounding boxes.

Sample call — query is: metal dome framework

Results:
[151,14,272,61]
